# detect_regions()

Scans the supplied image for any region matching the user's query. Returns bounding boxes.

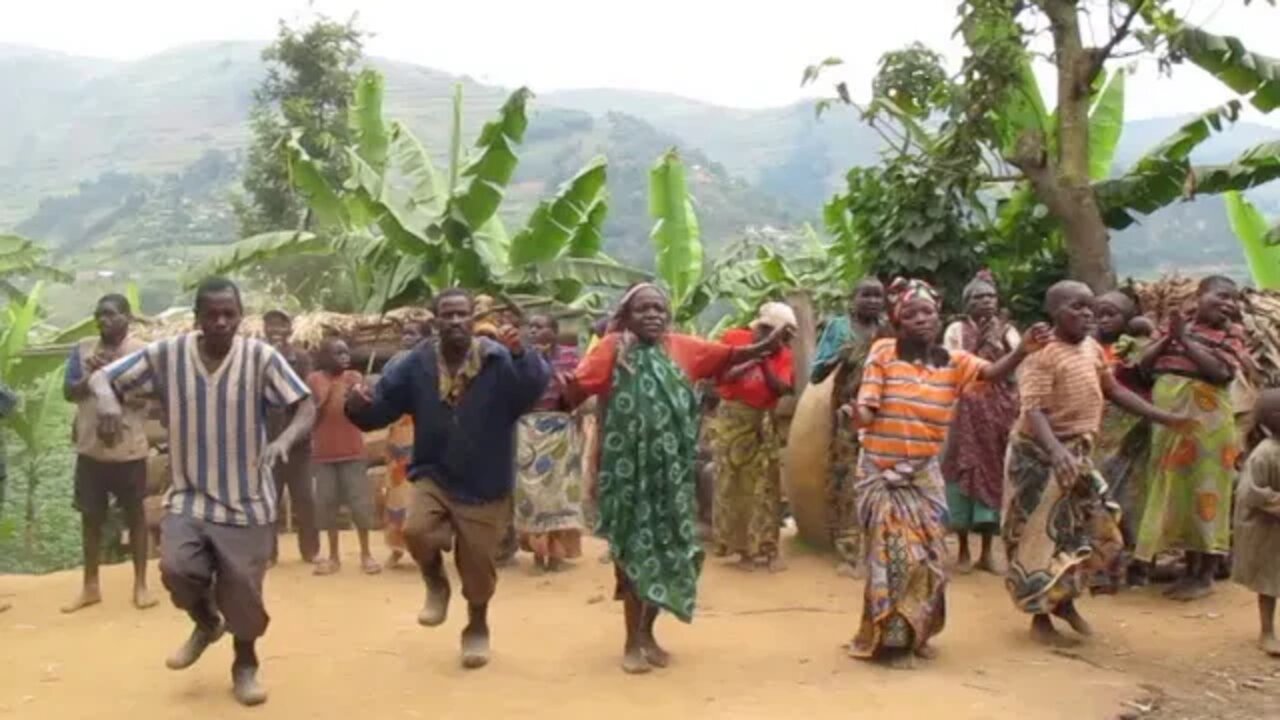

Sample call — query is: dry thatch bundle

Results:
[130,307,433,351]
[1133,275,1280,387]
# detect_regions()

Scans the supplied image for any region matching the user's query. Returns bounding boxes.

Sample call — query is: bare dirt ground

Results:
[2,532,1278,720]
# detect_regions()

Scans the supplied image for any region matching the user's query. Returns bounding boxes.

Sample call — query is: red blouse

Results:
[714,327,792,410]
[572,332,735,398]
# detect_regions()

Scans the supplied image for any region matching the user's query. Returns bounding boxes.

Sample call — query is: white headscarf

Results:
[751,301,798,331]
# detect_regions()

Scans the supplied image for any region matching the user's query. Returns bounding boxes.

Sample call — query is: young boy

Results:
[1232,389,1280,656]
[308,338,380,576]
[1004,280,1189,646]
[62,294,157,613]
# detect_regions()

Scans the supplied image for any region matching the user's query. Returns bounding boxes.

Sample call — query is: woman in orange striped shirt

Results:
[845,278,1049,668]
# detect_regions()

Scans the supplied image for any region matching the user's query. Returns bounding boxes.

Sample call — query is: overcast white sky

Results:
[3,0,1278,124]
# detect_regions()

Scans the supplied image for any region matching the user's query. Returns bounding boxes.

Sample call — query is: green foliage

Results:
[649,150,705,320]
[1162,23,1280,113]
[232,15,365,307]
[872,43,952,118]
[0,235,72,303]
[1088,70,1127,180]
[1226,191,1280,289]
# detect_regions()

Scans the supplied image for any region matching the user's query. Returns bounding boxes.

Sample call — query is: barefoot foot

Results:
[360,556,383,575]
[1030,616,1079,648]
[61,587,102,614]
[1052,604,1094,637]
[975,555,1001,575]
[386,550,404,569]
[640,636,671,668]
[1259,635,1280,657]
[883,649,916,670]
[914,644,939,660]
[1172,579,1214,602]
[312,559,340,576]
[621,646,651,674]
[133,587,158,610]
[955,556,974,575]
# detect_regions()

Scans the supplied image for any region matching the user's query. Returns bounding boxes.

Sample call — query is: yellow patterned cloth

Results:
[708,400,783,561]
[436,339,484,407]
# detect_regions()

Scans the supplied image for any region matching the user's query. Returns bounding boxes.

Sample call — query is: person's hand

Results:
[1168,309,1186,341]
[84,352,112,373]
[346,382,374,413]
[498,325,523,356]
[96,406,123,447]
[1165,413,1199,435]
[259,439,290,470]
[837,403,855,424]
[1049,443,1079,486]
[1021,323,1053,353]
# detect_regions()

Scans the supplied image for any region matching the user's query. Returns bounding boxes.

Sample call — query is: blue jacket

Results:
[346,338,550,504]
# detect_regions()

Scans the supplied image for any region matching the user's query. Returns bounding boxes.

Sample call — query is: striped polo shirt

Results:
[856,339,986,468]
[105,333,310,526]
[1015,337,1106,439]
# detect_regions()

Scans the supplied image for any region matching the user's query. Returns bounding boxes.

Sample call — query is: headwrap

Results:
[751,301,798,331]
[608,282,669,332]
[886,277,940,323]
[961,268,997,308]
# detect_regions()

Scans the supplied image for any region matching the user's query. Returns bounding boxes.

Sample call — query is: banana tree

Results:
[1225,191,1280,290]
[199,69,643,311]
[0,235,72,304]
[0,283,70,548]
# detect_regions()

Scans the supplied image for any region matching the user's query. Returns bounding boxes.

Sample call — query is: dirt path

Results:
[1,532,1277,719]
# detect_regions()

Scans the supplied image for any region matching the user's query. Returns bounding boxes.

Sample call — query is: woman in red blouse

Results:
[709,302,796,572]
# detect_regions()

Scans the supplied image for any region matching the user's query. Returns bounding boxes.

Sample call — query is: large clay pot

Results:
[782,373,835,550]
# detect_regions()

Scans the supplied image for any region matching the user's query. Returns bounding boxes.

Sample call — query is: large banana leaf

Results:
[1225,191,1280,290]
[1169,25,1280,113]
[286,133,351,230]
[1093,102,1259,228]
[1088,69,1126,180]
[508,156,608,265]
[6,366,65,454]
[388,121,446,214]
[448,88,532,231]
[567,200,609,258]
[0,282,43,372]
[349,69,389,172]
[500,257,650,289]
[649,150,703,311]
[185,231,325,288]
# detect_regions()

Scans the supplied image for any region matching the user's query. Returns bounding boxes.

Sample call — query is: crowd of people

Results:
[6,267,1280,705]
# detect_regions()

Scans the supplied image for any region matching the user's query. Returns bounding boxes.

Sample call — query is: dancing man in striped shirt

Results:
[90,277,315,706]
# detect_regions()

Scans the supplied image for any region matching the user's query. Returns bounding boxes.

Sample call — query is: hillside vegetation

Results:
[0,41,1276,319]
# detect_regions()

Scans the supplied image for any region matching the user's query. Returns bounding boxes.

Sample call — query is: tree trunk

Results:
[1036,0,1117,292]
[23,459,38,552]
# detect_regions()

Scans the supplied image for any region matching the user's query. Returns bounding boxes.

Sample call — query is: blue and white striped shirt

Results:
[105,333,310,526]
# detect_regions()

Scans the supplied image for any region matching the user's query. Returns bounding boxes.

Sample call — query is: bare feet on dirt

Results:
[621,645,651,674]
[640,636,671,668]
[974,555,1001,575]
[386,550,404,569]
[461,628,490,669]
[835,562,864,580]
[1169,579,1214,602]
[132,586,158,610]
[1030,615,1079,648]
[914,644,938,660]
[955,554,974,575]
[1053,604,1093,636]
[61,586,102,614]
[360,556,383,575]
[312,559,340,576]
[1259,634,1280,657]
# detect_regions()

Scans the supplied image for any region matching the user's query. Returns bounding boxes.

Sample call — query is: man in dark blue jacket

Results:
[346,288,549,669]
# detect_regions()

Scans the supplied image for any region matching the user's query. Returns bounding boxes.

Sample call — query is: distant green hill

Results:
[1,41,1277,318]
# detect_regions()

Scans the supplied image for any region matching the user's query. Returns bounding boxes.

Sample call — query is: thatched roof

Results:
[129,306,434,349]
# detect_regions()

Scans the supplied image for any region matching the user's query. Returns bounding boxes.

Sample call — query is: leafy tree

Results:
[235,15,365,236]
[0,235,71,303]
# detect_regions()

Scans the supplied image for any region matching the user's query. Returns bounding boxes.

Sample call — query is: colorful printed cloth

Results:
[849,454,949,657]
[597,343,702,622]
[1003,434,1119,614]
[1136,375,1239,560]
[941,319,1020,528]
[709,399,783,561]
[436,338,484,407]
[514,410,585,558]
[825,324,880,564]
[383,415,414,551]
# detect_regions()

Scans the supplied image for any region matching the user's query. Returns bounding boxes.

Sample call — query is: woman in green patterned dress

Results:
[566,283,789,674]
[1136,276,1248,601]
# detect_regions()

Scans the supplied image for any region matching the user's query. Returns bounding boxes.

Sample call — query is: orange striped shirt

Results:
[856,339,987,468]
[1015,337,1107,438]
